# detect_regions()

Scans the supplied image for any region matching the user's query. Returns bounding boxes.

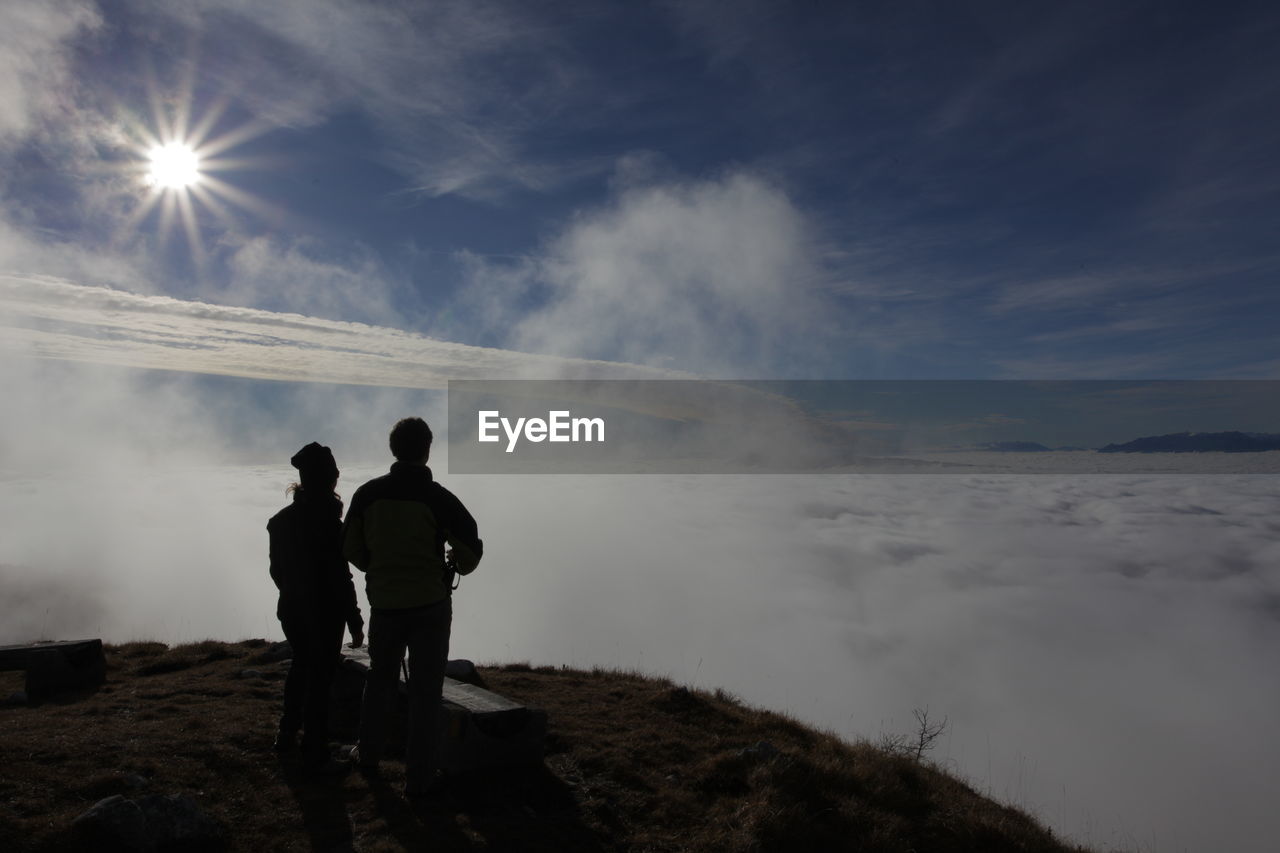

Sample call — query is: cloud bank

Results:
[2,457,1275,852]
[451,171,839,377]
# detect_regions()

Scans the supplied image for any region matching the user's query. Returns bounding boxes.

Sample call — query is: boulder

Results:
[251,641,293,664]
[73,795,149,851]
[72,792,224,851]
[737,740,780,763]
[336,649,546,772]
[444,658,482,685]
[136,793,225,850]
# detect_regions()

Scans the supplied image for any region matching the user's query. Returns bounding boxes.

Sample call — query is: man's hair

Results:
[389,417,433,462]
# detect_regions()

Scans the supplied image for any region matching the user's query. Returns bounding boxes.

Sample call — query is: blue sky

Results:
[2,0,1280,386]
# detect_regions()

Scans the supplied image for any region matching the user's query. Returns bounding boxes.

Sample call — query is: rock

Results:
[73,795,150,851]
[123,773,149,790]
[334,648,543,771]
[328,657,370,739]
[254,641,293,663]
[444,658,480,684]
[738,741,780,763]
[0,639,107,698]
[136,793,225,849]
[71,792,224,852]
[237,669,263,680]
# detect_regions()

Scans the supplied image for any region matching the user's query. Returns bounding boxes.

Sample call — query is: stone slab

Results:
[0,639,106,697]
[338,648,546,773]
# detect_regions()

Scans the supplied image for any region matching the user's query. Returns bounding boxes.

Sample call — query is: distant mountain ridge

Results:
[1098,431,1280,453]
[975,442,1090,452]
[963,432,1280,453]
[977,441,1052,452]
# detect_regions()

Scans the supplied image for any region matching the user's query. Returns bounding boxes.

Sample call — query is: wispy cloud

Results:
[0,273,684,386]
[0,0,101,143]
[1026,316,1175,344]
[134,0,591,199]
[220,235,403,326]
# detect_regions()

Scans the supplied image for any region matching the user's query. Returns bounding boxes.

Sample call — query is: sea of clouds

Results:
[2,454,1277,852]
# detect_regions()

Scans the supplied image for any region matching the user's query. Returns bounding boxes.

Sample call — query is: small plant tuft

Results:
[878,706,949,762]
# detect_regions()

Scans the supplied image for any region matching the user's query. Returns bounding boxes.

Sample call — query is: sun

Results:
[146,142,201,189]
[116,73,282,265]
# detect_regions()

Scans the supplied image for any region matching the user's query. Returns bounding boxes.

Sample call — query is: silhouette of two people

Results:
[268,418,483,792]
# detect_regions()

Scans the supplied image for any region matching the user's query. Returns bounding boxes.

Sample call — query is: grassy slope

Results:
[0,640,1101,852]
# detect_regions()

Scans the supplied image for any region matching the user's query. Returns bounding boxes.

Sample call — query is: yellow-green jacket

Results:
[342,462,482,609]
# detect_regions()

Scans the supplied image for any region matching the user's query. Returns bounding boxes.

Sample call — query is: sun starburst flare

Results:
[146,142,201,189]
[115,68,283,267]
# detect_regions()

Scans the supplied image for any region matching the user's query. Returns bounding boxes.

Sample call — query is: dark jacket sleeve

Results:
[434,485,484,575]
[267,514,291,592]
[329,501,362,629]
[341,487,370,572]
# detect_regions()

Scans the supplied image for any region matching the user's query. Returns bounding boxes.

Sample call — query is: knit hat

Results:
[290,442,339,479]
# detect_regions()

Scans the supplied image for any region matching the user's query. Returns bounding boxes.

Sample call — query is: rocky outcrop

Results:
[72,793,225,852]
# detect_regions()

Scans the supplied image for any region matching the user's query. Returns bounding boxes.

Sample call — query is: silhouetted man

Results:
[342,417,483,797]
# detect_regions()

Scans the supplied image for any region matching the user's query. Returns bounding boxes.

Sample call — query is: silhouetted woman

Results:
[267,442,364,772]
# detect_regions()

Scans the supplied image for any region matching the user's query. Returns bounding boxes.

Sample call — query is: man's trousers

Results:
[357,598,452,787]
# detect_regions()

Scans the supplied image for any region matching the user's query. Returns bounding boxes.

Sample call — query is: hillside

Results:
[0,640,1100,853]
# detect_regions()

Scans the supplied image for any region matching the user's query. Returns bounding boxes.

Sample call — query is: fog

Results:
[2,357,1278,853]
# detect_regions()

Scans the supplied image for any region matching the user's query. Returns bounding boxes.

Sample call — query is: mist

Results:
[3,354,1278,853]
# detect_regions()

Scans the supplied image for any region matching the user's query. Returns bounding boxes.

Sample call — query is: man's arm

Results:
[436,487,483,575]
[341,492,371,572]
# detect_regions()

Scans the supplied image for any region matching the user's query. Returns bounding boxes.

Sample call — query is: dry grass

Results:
[0,640,1101,852]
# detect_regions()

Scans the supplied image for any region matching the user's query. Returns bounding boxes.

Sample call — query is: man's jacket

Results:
[268,490,362,627]
[342,462,483,610]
